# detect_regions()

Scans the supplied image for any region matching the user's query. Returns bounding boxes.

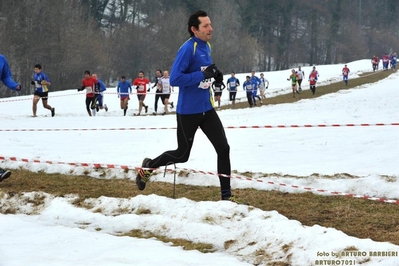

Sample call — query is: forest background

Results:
[1,0,398,97]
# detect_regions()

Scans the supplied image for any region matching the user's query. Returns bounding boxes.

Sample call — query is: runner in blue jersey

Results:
[0,54,21,183]
[136,10,237,202]
[226,72,240,109]
[0,54,21,92]
[92,73,108,113]
[250,71,261,105]
[31,64,55,117]
[390,52,397,70]
[243,76,255,107]
[117,76,132,116]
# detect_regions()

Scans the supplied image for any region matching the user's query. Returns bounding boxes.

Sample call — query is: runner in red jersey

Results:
[309,69,318,95]
[132,71,149,115]
[342,64,350,85]
[79,70,99,116]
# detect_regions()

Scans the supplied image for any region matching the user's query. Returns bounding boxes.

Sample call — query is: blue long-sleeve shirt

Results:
[117,80,132,96]
[390,55,397,66]
[98,79,107,93]
[0,54,19,90]
[250,75,261,88]
[170,36,213,114]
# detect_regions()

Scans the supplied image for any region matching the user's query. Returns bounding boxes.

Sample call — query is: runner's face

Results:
[34,68,40,73]
[192,16,212,42]
[139,73,144,78]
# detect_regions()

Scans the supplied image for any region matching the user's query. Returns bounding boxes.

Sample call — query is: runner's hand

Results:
[203,64,219,79]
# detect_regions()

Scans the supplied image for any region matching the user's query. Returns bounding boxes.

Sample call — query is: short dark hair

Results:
[121,76,126,79]
[188,10,208,37]
[34,64,42,69]
[84,70,91,75]
[139,71,145,75]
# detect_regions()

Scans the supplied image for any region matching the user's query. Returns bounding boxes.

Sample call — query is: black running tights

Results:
[149,108,231,193]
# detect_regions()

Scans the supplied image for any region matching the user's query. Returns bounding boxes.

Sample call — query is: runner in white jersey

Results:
[296,66,305,92]
[259,73,269,104]
[157,70,174,115]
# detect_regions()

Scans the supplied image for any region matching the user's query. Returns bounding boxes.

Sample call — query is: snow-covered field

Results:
[1,59,398,265]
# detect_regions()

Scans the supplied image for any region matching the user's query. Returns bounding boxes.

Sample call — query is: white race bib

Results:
[200,66,212,89]
[85,86,93,93]
[199,79,212,89]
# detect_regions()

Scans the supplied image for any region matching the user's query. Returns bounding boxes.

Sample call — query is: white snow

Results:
[0,59,398,265]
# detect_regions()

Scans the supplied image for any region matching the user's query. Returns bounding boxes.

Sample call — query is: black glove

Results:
[203,64,219,79]
[78,86,85,91]
[147,88,150,92]
[31,81,35,85]
[136,86,140,90]
[16,84,21,91]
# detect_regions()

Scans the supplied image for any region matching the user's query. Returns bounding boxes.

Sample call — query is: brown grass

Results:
[1,69,398,251]
[2,169,399,246]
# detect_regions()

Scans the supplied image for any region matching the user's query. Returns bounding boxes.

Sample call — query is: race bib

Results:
[199,79,212,89]
[200,66,212,89]
[138,85,145,91]
[162,84,170,93]
[85,86,93,93]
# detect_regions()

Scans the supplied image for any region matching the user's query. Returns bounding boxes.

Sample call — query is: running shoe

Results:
[0,169,11,182]
[136,158,153,190]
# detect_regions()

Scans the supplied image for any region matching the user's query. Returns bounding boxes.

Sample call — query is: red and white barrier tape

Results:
[173,167,399,204]
[0,91,180,103]
[1,155,398,204]
[226,123,399,128]
[1,123,398,132]
[0,127,176,132]
[0,155,130,170]
[0,93,83,103]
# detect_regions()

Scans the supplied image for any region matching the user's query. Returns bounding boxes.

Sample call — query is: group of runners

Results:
[372,53,397,72]
[116,70,174,116]
[77,69,175,117]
